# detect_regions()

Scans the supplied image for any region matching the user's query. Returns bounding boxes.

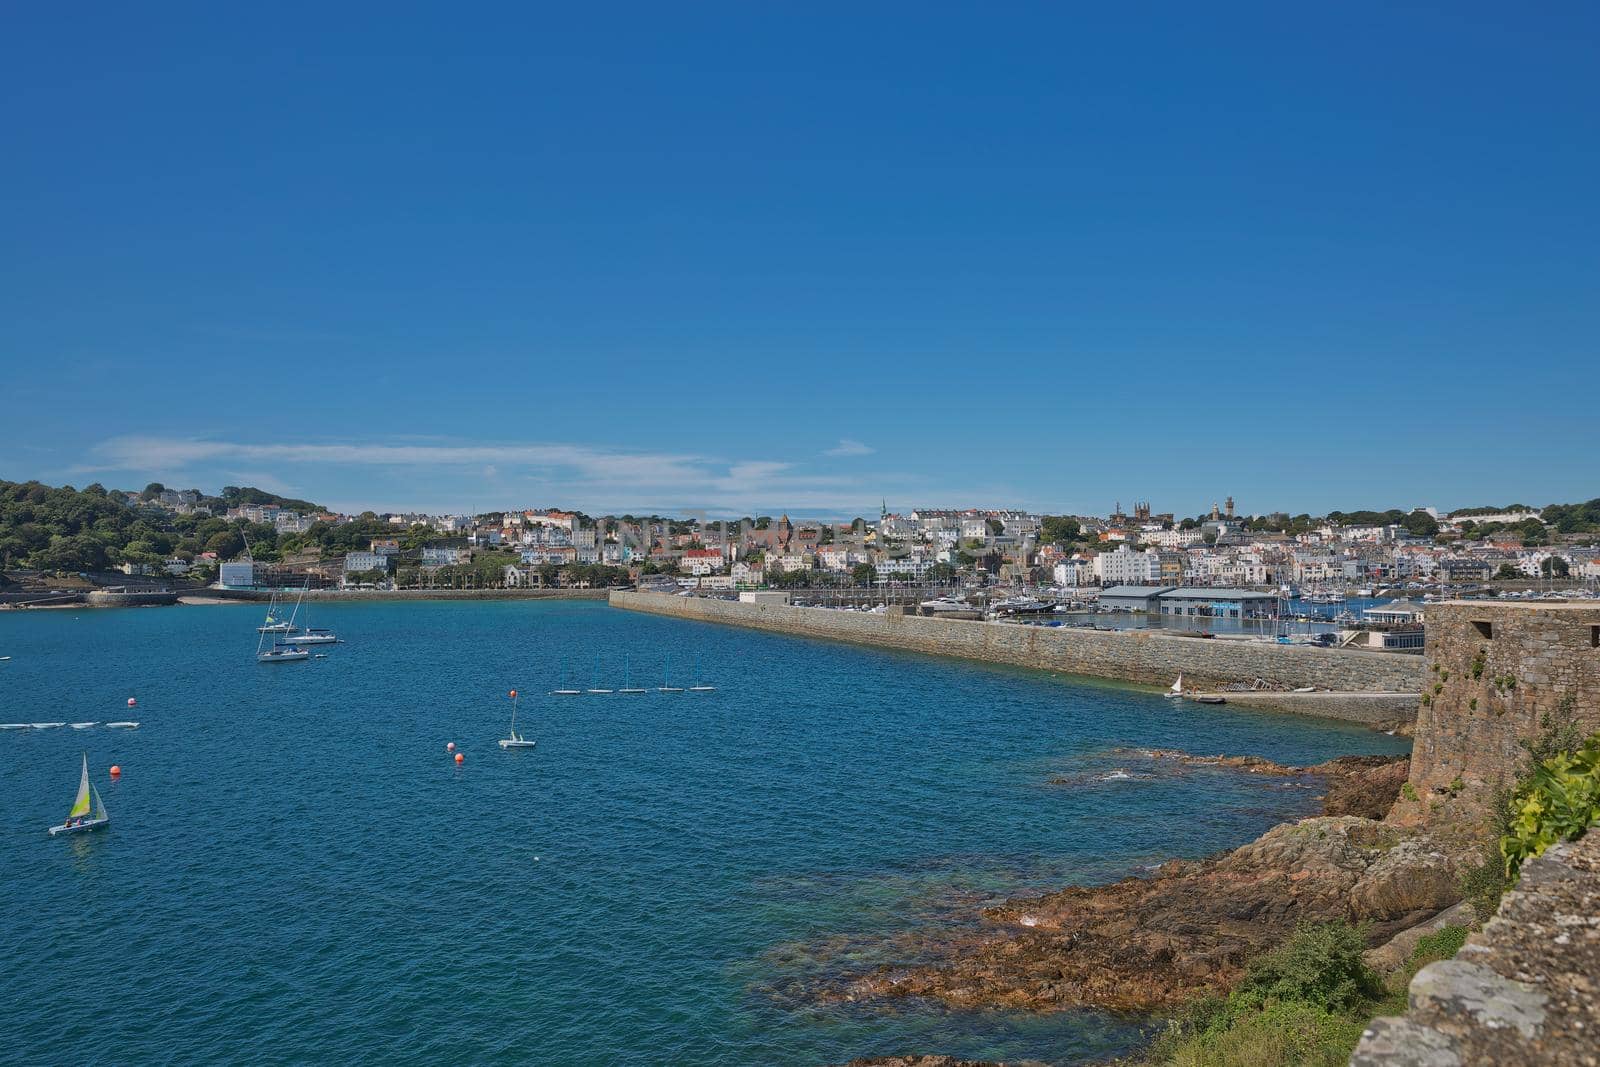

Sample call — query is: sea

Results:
[0,600,1410,1065]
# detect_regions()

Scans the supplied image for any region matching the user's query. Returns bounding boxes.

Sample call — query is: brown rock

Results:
[812,815,1472,1015]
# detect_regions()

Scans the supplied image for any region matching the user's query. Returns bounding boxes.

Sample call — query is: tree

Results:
[1179,517,1198,531]
[928,561,957,583]
[1542,556,1570,579]
[850,562,877,586]
[1402,511,1440,538]
[1041,515,1081,544]
[141,482,166,500]
[1495,563,1521,580]
[986,518,1005,536]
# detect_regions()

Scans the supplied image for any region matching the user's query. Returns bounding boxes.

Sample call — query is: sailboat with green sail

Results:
[48,753,109,836]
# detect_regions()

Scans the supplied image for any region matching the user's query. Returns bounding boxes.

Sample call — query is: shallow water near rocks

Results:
[0,600,1408,1064]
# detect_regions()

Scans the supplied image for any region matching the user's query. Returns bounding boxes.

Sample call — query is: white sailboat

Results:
[658,654,683,693]
[257,583,312,663]
[586,653,612,694]
[498,689,537,749]
[48,754,109,836]
[277,582,338,645]
[688,653,716,692]
[256,592,299,634]
[1166,674,1184,698]
[618,653,647,694]
[551,656,582,695]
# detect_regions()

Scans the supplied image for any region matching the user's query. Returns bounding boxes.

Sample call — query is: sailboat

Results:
[48,754,109,836]
[586,653,612,694]
[658,654,683,693]
[1166,674,1184,698]
[688,653,716,692]
[277,582,339,645]
[257,583,311,662]
[498,688,537,749]
[257,592,299,634]
[551,657,581,696]
[618,653,647,694]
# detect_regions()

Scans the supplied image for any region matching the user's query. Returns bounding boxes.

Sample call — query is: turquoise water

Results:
[0,601,1408,1065]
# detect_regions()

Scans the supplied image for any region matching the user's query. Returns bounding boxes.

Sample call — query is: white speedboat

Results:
[70,722,99,729]
[31,722,66,729]
[106,721,140,729]
[48,754,109,836]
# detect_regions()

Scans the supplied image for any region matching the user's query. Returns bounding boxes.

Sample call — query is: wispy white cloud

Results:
[85,434,888,516]
[823,438,875,457]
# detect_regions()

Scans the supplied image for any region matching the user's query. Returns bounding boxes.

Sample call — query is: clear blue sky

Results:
[2,3,1596,518]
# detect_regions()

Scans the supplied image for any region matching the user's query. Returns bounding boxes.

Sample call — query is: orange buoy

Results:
[446,741,456,752]
[127,697,137,707]
[454,752,464,764]
[109,765,121,777]
[509,689,517,698]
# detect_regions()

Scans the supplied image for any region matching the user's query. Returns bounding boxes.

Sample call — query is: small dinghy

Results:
[1166,674,1184,698]
[687,653,716,692]
[106,721,140,729]
[498,689,538,750]
[48,754,109,836]
[1196,695,1227,705]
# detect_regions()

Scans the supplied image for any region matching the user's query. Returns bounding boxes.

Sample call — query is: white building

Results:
[1092,544,1160,586]
[344,552,390,574]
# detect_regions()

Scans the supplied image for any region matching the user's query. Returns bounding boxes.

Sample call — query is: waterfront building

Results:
[1098,585,1177,611]
[1156,587,1278,619]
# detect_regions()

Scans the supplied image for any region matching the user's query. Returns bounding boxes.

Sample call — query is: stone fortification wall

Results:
[1407,602,1600,799]
[609,592,1423,704]
[1351,830,1599,1067]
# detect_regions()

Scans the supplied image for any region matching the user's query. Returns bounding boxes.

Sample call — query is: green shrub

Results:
[1231,922,1384,1015]
[1502,731,1600,879]
[1401,782,1419,803]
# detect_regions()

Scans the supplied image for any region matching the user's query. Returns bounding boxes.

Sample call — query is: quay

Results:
[609,590,1423,721]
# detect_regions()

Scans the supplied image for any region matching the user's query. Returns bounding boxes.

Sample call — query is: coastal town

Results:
[5,483,1599,624]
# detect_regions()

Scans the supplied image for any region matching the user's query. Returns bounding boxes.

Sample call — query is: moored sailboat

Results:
[498,688,537,749]
[48,754,109,836]
[688,653,716,692]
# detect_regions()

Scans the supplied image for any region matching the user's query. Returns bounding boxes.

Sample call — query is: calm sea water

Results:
[0,601,1408,1065]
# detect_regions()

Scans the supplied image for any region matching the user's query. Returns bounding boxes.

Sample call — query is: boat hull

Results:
[258,652,310,663]
[498,739,539,749]
[48,817,109,836]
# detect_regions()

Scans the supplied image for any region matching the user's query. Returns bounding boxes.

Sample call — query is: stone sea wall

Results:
[609,591,1424,711]
[1407,602,1600,798]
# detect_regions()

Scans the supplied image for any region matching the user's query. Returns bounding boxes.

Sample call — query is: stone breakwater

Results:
[609,591,1423,716]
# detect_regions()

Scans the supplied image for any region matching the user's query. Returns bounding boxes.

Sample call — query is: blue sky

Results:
[2,3,1596,518]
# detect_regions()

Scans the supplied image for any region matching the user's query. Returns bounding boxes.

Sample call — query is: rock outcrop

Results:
[816,816,1474,1014]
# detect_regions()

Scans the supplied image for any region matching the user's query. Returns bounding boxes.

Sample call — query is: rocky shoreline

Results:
[805,752,1481,1020]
